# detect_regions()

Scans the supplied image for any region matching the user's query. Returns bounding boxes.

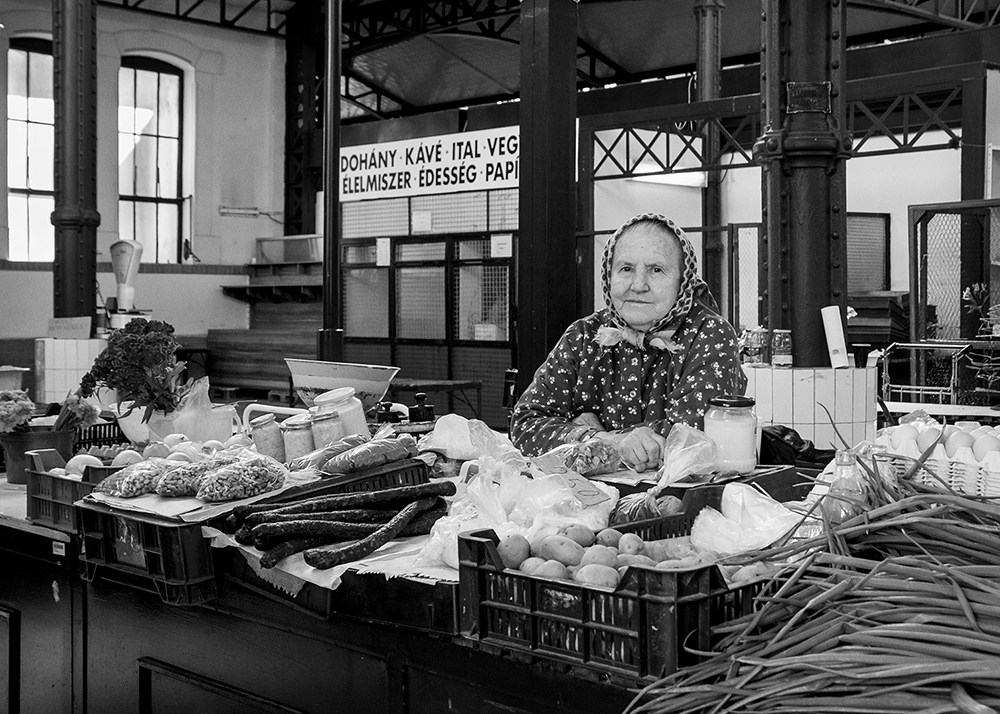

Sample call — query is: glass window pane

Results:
[157,204,178,263]
[397,267,445,339]
[157,138,178,198]
[7,120,28,188]
[135,202,157,261]
[8,50,28,120]
[134,135,156,196]
[344,268,389,337]
[27,123,54,190]
[135,69,158,135]
[27,52,53,124]
[118,67,135,133]
[454,265,509,341]
[7,195,29,260]
[344,244,378,265]
[118,134,135,194]
[27,195,54,262]
[159,73,180,138]
[119,200,135,242]
[396,242,446,262]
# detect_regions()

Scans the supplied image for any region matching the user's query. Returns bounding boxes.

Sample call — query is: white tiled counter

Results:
[743,365,878,450]
[34,338,105,404]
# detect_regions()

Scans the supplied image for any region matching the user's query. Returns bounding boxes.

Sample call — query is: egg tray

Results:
[876,430,1000,498]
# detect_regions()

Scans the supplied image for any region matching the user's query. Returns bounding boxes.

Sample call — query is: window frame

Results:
[846,211,891,293]
[7,37,55,262]
[117,55,185,264]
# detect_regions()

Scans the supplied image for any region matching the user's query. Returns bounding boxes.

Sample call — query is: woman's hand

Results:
[595,427,665,473]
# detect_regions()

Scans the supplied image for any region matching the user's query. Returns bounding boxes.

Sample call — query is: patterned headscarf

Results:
[597,213,714,351]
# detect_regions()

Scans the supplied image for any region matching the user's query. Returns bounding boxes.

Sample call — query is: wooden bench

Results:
[205,328,316,404]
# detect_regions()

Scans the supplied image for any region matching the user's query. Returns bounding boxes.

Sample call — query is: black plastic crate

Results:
[25,450,119,533]
[77,500,219,606]
[226,555,459,634]
[74,421,129,451]
[82,559,222,607]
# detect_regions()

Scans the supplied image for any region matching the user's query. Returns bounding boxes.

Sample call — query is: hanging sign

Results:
[339,126,519,202]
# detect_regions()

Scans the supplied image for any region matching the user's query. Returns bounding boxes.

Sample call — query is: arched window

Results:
[7,38,54,262]
[118,56,184,263]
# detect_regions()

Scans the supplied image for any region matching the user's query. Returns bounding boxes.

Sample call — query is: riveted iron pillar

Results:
[753,0,851,367]
[51,0,100,321]
[694,0,724,303]
[318,0,344,361]
[516,0,578,394]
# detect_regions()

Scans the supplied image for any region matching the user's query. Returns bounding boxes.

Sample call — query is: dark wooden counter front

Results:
[0,508,635,714]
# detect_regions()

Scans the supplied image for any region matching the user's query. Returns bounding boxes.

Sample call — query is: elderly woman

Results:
[510,213,746,471]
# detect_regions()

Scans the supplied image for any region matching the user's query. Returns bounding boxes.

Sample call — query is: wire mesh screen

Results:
[991,207,1000,332]
[847,214,889,292]
[344,243,377,265]
[453,263,509,341]
[733,225,761,331]
[343,342,392,369]
[925,213,963,339]
[488,189,518,231]
[452,345,510,427]
[396,267,446,339]
[343,198,410,238]
[411,192,488,233]
[344,268,389,337]
[397,241,446,262]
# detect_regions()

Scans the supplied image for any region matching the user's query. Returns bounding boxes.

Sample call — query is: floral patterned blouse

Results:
[510,302,746,457]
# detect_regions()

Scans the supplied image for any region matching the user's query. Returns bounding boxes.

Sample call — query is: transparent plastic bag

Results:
[690,482,800,555]
[533,438,624,477]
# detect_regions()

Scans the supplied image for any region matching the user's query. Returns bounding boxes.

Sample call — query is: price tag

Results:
[47,317,92,339]
[490,233,513,258]
[560,472,611,507]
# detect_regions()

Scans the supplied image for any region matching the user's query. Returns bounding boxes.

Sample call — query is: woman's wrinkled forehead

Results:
[609,220,681,267]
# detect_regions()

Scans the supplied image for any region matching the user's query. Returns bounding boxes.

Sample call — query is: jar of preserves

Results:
[313,387,370,439]
[703,395,758,473]
[311,411,345,449]
[280,413,315,463]
[771,329,793,368]
[249,413,285,462]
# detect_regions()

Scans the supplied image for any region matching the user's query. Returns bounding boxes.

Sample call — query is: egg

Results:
[955,421,981,431]
[65,453,104,477]
[110,449,143,467]
[890,424,919,449]
[916,427,942,452]
[973,434,1000,461]
[163,433,190,447]
[945,430,976,457]
[971,426,993,440]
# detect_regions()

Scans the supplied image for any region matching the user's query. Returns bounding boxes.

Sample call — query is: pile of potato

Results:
[495,523,711,590]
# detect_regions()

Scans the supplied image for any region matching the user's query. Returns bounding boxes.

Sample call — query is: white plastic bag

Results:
[690,482,800,555]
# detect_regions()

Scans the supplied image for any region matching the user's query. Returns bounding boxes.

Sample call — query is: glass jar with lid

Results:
[249,413,285,462]
[280,413,315,463]
[771,329,793,368]
[313,387,370,439]
[703,395,758,473]
[311,410,345,449]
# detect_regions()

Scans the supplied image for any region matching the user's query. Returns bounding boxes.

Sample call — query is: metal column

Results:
[754,0,851,367]
[694,0,724,303]
[51,0,100,321]
[516,0,578,392]
[318,0,344,361]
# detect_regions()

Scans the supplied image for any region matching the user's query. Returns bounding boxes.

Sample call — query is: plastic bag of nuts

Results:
[154,450,244,497]
[196,452,287,502]
[94,458,176,498]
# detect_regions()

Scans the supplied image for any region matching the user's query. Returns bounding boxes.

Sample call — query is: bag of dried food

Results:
[196,452,287,501]
[321,433,418,474]
[93,458,176,498]
[154,449,244,497]
[533,438,625,477]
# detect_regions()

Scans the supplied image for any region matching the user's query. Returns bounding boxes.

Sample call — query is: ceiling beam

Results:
[847,0,997,30]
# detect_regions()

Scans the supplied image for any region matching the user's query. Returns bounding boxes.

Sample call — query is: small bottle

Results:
[280,413,315,463]
[311,410,345,449]
[823,449,865,523]
[703,395,758,473]
[771,329,793,368]
[314,387,370,438]
[249,413,285,462]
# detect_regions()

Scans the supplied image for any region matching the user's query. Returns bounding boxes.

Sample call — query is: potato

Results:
[529,534,550,558]
[519,556,546,574]
[579,544,618,568]
[616,553,656,569]
[574,563,620,589]
[595,528,623,548]
[534,559,571,580]
[618,532,645,555]
[533,534,585,566]
[644,537,698,563]
[497,534,531,569]
[559,523,596,547]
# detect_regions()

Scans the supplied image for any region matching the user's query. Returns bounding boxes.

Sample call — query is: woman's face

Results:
[609,224,682,332]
